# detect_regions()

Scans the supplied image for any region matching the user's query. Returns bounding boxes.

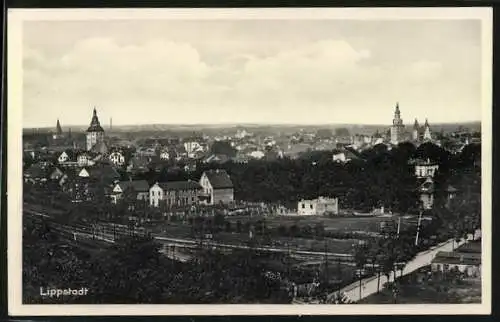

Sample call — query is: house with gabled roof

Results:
[58,149,77,164]
[111,180,150,204]
[149,180,202,208]
[199,169,234,205]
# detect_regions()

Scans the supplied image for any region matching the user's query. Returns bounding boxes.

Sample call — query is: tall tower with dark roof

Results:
[390,102,404,145]
[423,118,432,141]
[86,107,105,151]
[412,118,420,141]
[56,119,63,135]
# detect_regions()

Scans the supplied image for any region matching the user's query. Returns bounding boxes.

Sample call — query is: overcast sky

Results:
[22,18,483,128]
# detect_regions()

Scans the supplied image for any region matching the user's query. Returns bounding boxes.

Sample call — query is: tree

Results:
[334,127,350,137]
[210,141,236,158]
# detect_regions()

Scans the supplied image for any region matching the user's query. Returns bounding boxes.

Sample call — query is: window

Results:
[310,204,313,209]
[301,203,305,209]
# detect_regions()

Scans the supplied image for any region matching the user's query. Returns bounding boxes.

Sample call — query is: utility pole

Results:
[415,210,423,246]
[324,241,329,283]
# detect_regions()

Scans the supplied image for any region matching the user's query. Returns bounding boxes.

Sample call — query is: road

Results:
[331,230,480,303]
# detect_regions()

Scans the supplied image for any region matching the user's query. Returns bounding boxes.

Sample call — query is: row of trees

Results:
[132,142,479,213]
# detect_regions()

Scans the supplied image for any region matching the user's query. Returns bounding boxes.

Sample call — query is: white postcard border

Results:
[8,7,493,316]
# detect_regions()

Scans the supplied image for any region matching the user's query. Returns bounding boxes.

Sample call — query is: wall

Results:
[212,188,234,205]
[298,200,316,216]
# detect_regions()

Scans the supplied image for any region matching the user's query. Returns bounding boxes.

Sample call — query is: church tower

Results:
[423,118,432,141]
[390,102,404,145]
[53,119,63,139]
[412,118,420,142]
[86,107,105,151]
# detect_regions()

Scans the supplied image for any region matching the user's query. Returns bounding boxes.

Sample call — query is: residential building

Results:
[159,150,170,160]
[111,180,150,204]
[297,197,339,216]
[77,151,97,167]
[58,150,76,164]
[332,148,361,163]
[49,167,64,181]
[149,180,202,208]
[109,150,126,166]
[202,154,230,164]
[184,141,203,155]
[390,103,405,145]
[419,177,434,210]
[199,169,234,205]
[431,247,481,277]
[86,107,105,151]
[412,158,439,178]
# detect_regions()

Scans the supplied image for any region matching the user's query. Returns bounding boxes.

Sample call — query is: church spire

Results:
[87,106,105,133]
[413,118,419,129]
[56,119,63,135]
[424,118,430,128]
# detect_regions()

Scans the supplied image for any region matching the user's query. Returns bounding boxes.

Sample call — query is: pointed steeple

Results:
[56,119,63,135]
[87,106,105,132]
[424,118,430,128]
[413,118,419,129]
[394,102,400,116]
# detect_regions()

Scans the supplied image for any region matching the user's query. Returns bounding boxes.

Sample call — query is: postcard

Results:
[8,7,492,315]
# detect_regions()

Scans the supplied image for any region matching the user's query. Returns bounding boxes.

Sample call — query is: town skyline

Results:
[23,18,484,128]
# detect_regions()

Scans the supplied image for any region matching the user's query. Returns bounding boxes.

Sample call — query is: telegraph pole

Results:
[324,241,329,283]
[415,210,423,246]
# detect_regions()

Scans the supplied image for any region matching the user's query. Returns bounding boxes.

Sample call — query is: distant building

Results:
[412,118,433,143]
[419,177,434,210]
[297,197,339,216]
[332,148,361,163]
[149,181,202,208]
[423,119,432,141]
[111,180,149,204]
[86,107,105,151]
[390,103,405,145]
[199,169,234,205]
[412,119,420,141]
[412,158,439,178]
[431,241,481,277]
[52,119,63,140]
[109,151,126,166]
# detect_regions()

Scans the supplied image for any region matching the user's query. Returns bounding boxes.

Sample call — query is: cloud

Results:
[22,36,476,126]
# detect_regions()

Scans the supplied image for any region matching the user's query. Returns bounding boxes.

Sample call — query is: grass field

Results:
[227,214,419,235]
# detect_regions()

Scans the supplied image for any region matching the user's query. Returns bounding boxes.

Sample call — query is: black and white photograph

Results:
[8,8,492,316]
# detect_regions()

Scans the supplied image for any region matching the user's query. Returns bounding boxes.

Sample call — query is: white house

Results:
[298,197,339,216]
[249,150,265,160]
[184,141,202,154]
[109,151,126,166]
[77,152,95,167]
[58,150,76,164]
[78,168,90,178]
[159,150,170,160]
[149,181,202,208]
[332,149,359,163]
[412,158,439,178]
